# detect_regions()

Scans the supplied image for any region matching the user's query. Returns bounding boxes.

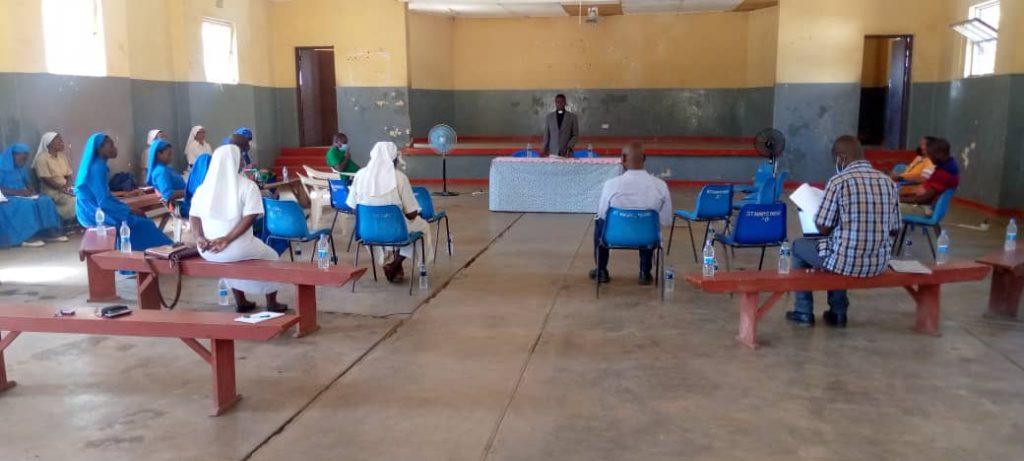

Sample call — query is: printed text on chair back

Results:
[696,185,733,219]
[356,205,412,244]
[734,203,787,245]
[603,208,661,248]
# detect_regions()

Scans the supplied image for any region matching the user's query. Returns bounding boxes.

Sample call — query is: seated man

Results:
[901,136,958,216]
[892,136,935,195]
[786,135,901,327]
[230,127,255,168]
[590,142,672,285]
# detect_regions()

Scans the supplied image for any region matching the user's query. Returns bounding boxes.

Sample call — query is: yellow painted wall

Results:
[775,0,952,84]
[407,12,454,90]
[746,6,779,88]
[450,12,762,90]
[268,0,409,88]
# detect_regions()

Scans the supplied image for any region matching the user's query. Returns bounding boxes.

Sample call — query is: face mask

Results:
[339,143,348,152]
[835,160,844,175]
[557,110,564,114]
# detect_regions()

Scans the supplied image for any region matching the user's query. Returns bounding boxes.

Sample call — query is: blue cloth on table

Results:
[75,133,171,251]
[0,144,61,247]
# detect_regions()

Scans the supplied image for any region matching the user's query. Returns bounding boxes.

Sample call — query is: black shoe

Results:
[589,268,611,284]
[785,310,815,327]
[823,310,847,328]
[638,272,654,286]
[235,302,257,314]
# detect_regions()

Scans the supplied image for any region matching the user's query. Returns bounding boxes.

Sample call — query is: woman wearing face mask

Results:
[891,136,935,195]
[325,132,360,178]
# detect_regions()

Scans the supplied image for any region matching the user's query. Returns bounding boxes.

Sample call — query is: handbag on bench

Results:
[143,243,200,310]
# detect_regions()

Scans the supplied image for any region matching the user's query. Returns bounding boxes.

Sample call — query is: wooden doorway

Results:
[857,35,913,149]
[295,47,338,147]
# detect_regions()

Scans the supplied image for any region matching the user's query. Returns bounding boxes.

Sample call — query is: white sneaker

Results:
[46,236,70,243]
[21,240,45,247]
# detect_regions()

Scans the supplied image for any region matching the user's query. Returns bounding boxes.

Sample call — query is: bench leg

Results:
[137,273,162,309]
[987,267,1023,319]
[905,284,941,336]
[295,284,320,338]
[737,292,784,349]
[0,331,22,392]
[86,256,118,302]
[210,339,240,417]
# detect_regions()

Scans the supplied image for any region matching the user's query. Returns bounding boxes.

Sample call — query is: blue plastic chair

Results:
[892,163,909,175]
[353,204,426,295]
[668,185,733,263]
[895,188,956,260]
[412,186,452,263]
[733,176,777,210]
[715,203,787,271]
[573,149,598,158]
[263,198,337,264]
[735,162,774,194]
[511,150,541,158]
[597,208,664,301]
[328,179,357,252]
[772,171,789,202]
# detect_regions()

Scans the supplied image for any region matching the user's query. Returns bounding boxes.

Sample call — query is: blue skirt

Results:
[0,197,60,247]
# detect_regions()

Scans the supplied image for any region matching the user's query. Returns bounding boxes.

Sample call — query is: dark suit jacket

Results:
[542,111,579,156]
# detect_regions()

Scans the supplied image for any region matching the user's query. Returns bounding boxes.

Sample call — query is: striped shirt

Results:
[815,160,901,277]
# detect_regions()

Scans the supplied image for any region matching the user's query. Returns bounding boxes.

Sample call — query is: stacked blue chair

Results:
[735,162,774,194]
[895,188,956,260]
[732,176,777,210]
[511,149,541,158]
[596,208,664,301]
[667,184,733,262]
[328,179,357,252]
[573,149,598,158]
[353,204,426,295]
[412,186,452,262]
[263,198,337,264]
[715,203,787,271]
[772,171,789,202]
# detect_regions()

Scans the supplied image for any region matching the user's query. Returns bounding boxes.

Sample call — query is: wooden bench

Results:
[976,250,1024,319]
[0,305,298,416]
[88,251,366,338]
[79,227,118,302]
[685,261,991,349]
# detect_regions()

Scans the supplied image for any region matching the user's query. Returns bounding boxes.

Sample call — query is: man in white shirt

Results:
[591,142,673,285]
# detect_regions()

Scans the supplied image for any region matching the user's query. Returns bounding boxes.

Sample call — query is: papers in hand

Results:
[888,260,933,274]
[234,311,285,324]
[0,190,6,203]
[790,183,825,235]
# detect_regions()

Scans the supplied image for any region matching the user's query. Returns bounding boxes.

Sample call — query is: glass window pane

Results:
[42,0,107,77]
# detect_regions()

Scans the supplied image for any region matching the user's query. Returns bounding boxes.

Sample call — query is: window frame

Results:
[200,17,240,85]
[964,0,1000,78]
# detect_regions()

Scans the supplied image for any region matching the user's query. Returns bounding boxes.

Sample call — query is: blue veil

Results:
[145,139,171,186]
[75,133,109,189]
[0,143,32,189]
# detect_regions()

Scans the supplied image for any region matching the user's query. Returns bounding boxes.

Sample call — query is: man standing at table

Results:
[541,94,579,157]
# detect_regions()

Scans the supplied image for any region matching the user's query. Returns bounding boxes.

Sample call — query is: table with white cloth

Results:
[488,157,623,213]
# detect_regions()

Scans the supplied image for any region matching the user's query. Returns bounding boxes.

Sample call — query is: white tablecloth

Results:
[489,157,623,213]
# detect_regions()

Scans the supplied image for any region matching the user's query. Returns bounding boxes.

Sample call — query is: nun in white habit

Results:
[184,125,212,168]
[189,144,287,312]
[346,141,434,282]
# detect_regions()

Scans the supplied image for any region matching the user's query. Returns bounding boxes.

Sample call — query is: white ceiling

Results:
[403,0,747,18]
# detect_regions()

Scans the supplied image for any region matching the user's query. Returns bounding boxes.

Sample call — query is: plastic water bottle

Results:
[119,221,131,253]
[587,143,595,157]
[217,279,230,306]
[94,209,106,232]
[173,217,183,242]
[664,265,675,293]
[526,143,533,156]
[778,240,792,274]
[936,230,950,265]
[702,237,716,278]
[904,237,914,260]
[1006,219,1018,252]
[418,263,429,291]
[282,166,289,181]
[316,234,330,270]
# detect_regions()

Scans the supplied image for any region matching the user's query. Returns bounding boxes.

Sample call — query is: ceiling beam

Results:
[561,3,624,17]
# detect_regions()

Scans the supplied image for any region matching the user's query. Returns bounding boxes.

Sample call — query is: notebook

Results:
[888,260,933,274]
[790,184,826,236]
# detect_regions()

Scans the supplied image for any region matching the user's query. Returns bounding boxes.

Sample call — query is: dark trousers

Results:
[594,219,654,274]
[792,238,849,315]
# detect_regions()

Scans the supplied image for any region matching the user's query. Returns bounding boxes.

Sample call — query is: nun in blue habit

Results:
[145,139,186,209]
[75,133,172,251]
[0,143,64,247]
[181,153,212,218]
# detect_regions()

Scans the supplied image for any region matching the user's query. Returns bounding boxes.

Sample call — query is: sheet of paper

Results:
[888,260,933,274]
[789,183,825,216]
[234,311,286,324]
[798,210,821,235]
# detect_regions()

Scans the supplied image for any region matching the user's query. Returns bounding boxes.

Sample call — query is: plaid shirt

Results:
[815,160,901,277]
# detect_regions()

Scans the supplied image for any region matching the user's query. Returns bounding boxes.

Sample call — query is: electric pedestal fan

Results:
[428,124,458,196]
[754,128,786,174]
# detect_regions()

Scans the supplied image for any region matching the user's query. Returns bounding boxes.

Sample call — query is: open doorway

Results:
[857,35,913,149]
[295,47,338,147]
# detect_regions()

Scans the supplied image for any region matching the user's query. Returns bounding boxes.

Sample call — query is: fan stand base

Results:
[433,191,460,197]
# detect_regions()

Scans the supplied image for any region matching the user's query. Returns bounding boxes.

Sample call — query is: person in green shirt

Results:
[326,132,360,177]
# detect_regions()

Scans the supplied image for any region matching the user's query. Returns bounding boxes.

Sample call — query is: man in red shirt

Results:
[901,137,958,216]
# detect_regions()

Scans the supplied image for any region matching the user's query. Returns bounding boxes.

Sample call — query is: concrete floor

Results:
[0,187,1022,461]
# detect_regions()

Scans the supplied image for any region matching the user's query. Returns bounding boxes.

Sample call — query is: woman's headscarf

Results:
[185,153,212,202]
[33,131,60,168]
[352,142,400,198]
[75,133,109,189]
[145,139,171,186]
[146,129,163,146]
[190,145,242,221]
[0,144,32,189]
